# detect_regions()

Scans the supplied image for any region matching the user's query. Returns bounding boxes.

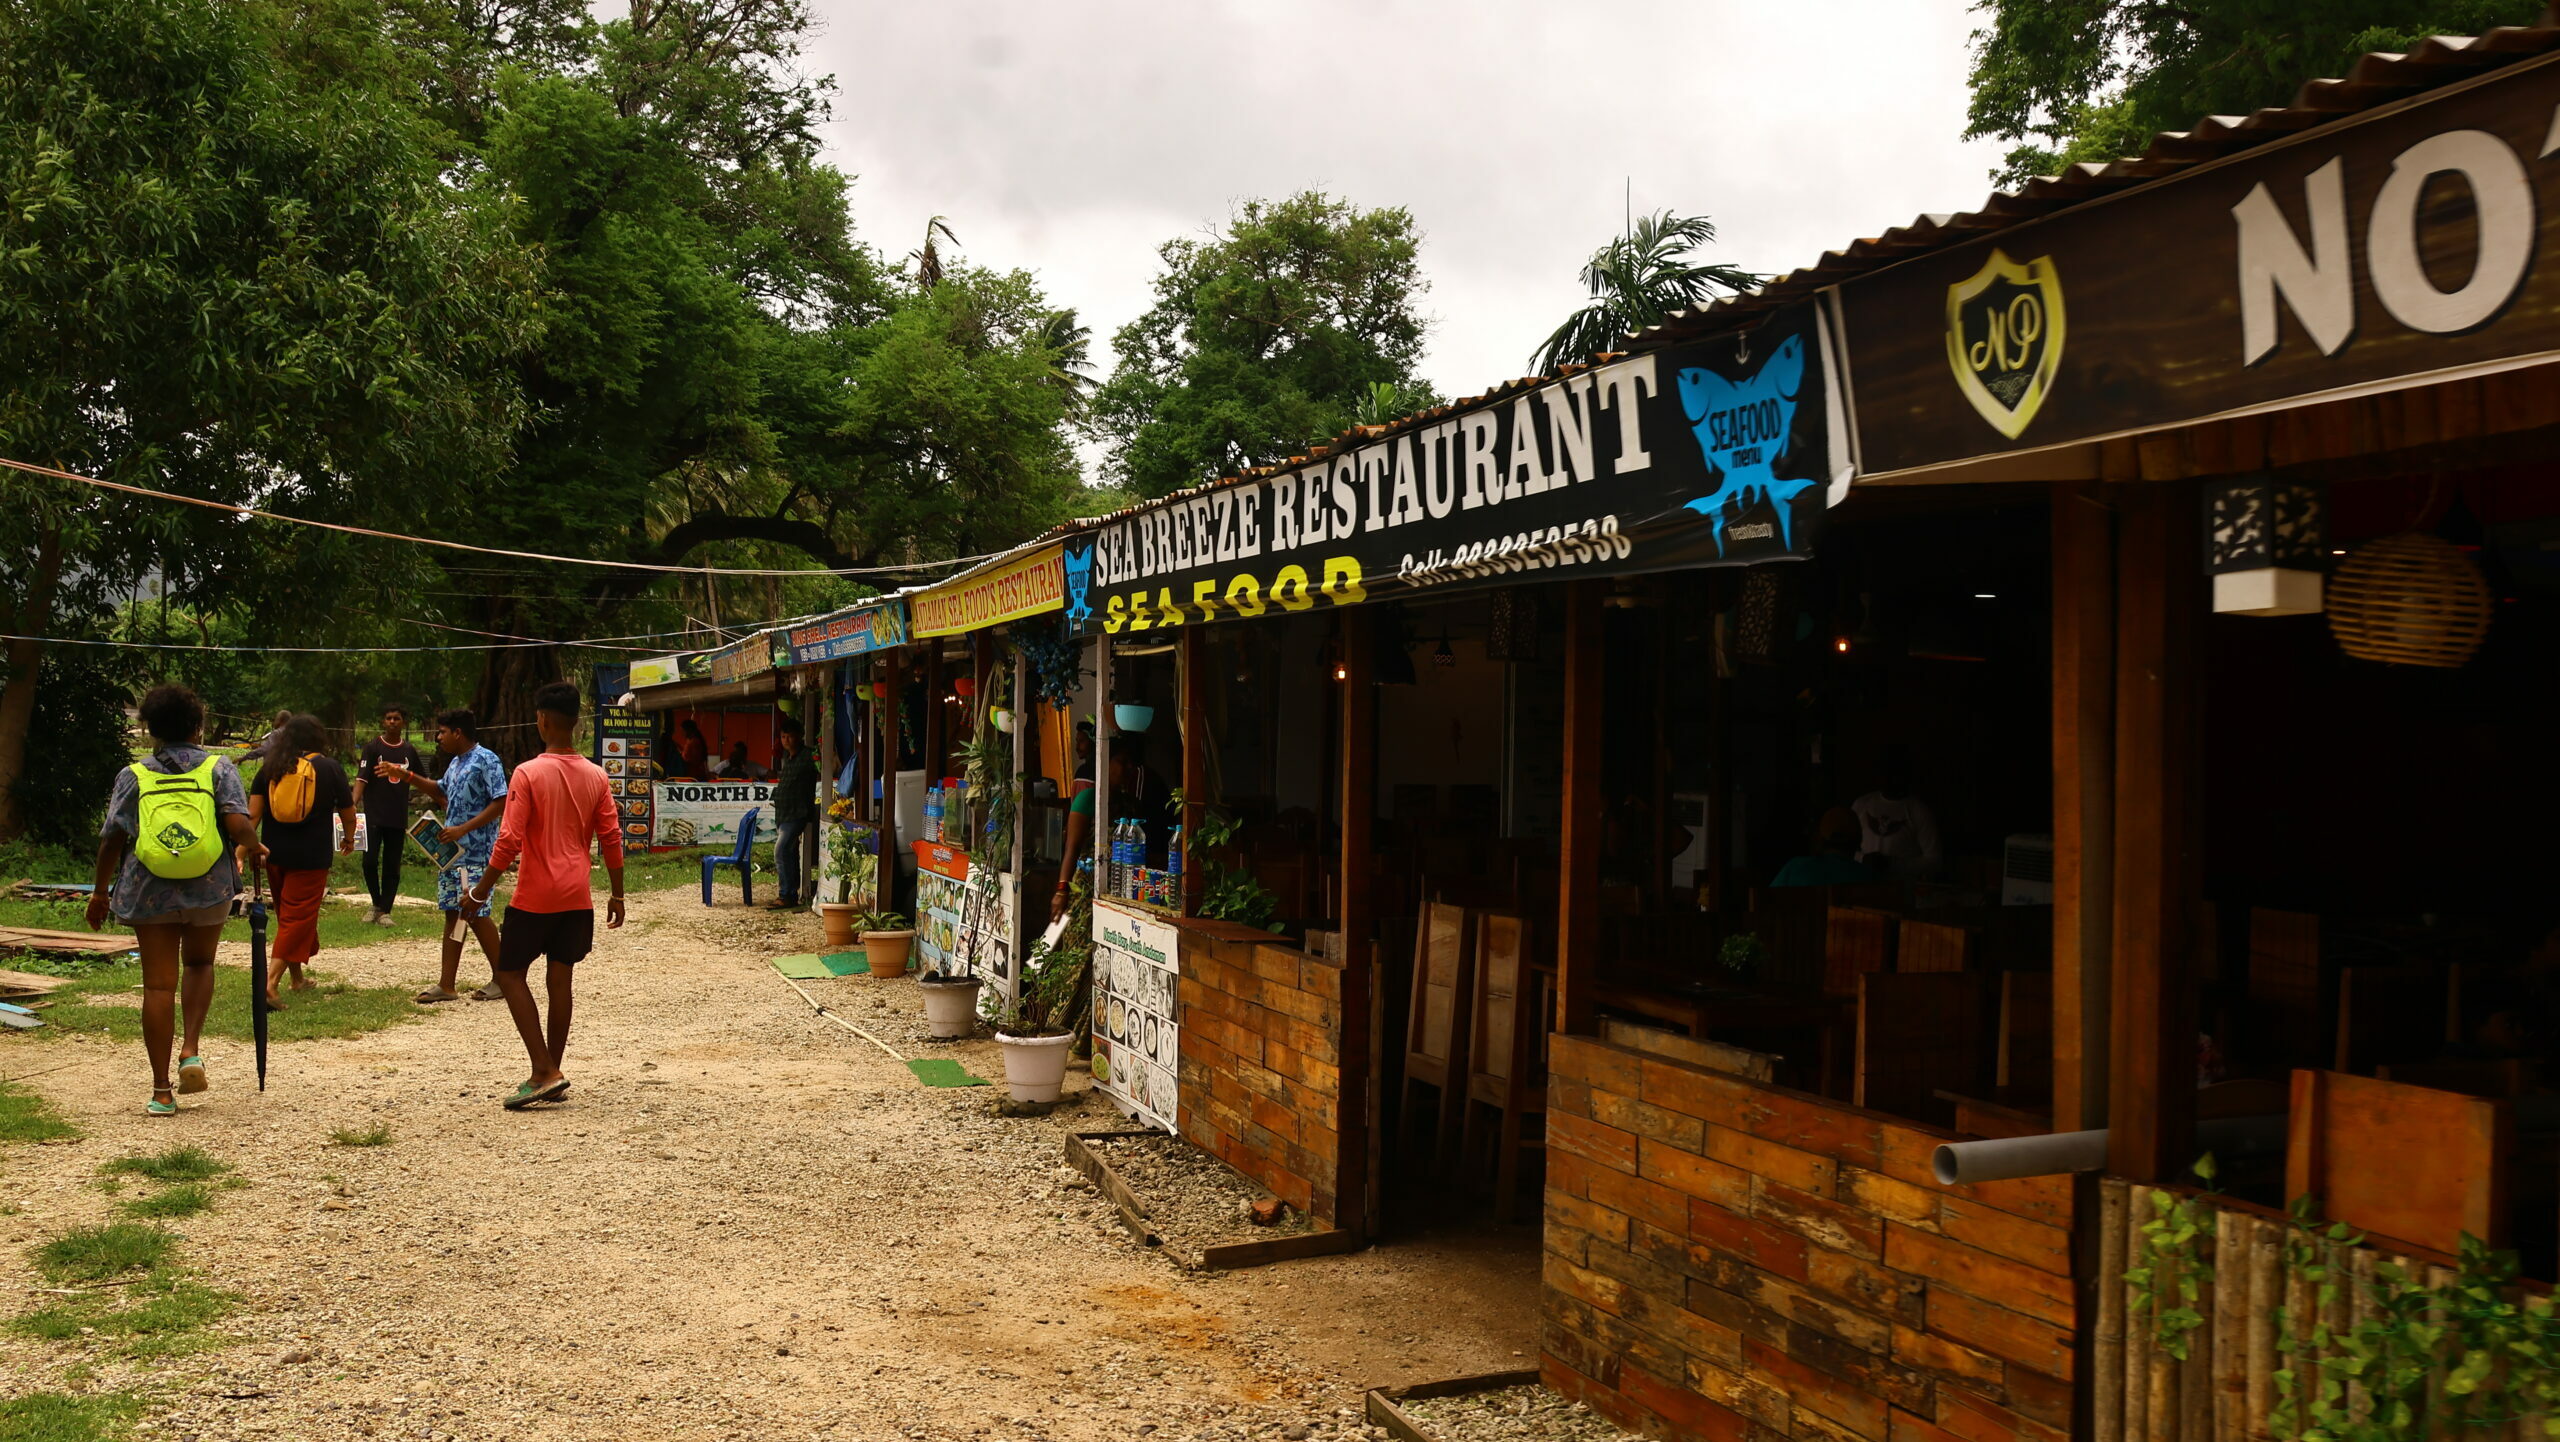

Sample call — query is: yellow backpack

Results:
[267,753,321,824]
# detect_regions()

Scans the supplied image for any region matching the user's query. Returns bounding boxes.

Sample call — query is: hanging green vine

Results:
[2127,1153,2219,1362]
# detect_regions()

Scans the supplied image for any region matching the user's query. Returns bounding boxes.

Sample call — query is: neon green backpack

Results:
[132,757,225,880]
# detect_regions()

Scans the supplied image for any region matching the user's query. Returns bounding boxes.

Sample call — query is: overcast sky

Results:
[808,0,2004,425]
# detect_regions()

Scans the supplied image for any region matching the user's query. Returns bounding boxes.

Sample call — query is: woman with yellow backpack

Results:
[83,686,267,1116]
[247,714,356,1008]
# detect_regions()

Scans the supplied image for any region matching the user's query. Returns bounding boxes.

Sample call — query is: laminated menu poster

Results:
[1091,900,1181,1134]
[594,701,657,848]
[912,841,1021,1003]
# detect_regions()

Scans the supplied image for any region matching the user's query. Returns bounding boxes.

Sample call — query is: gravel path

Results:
[1085,1133,1313,1261]
[1398,1384,1642,1442]
[0,886,1541,1440]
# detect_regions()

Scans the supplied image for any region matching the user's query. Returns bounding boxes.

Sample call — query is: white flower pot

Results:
[995,1031,1075,1103]
[917,975,984,1040]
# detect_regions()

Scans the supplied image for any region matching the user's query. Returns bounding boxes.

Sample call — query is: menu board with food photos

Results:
[594,700,657,849]
[1091,899,1180,1134]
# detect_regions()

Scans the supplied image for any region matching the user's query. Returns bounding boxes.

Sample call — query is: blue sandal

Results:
[145,1090,177,1117]
[502,1077,569,1110]
[177,1056,207,1094]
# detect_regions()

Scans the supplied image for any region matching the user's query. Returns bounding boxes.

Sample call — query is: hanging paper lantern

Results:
[954,676,977,698]
[2327,532,2494,668]
[871,681,890,698]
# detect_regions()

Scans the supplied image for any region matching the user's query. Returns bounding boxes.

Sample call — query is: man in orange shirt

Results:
[468,682,626,1110]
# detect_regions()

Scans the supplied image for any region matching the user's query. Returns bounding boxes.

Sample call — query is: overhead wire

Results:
[0,455,993,578]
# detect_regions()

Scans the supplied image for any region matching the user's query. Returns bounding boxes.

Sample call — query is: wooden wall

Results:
[1541,1034,2074,1442]
[1176,923,1348,1223]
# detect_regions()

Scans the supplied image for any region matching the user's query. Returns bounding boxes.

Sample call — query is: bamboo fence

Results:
[2096,1179,2549,1441]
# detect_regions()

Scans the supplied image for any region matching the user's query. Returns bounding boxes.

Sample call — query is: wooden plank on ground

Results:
[1366,1371,1545,1442]
[0,968,68,996]
[0,928,137,956]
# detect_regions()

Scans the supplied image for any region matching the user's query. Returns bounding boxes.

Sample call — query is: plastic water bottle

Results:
[1106,819,1126,897]
[925,785,943,843]
[1167,824,1183,887]
[1119,820,1141,899]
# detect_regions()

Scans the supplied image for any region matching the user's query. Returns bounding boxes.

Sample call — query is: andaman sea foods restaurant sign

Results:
[1059,302,1853,635]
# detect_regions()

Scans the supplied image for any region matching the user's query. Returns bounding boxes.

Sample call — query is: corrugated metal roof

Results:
[1010,19,2560,556]
[1628,21,2560,349]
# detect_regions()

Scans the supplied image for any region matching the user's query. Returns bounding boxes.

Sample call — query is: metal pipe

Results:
[1932,1114,2290,1186]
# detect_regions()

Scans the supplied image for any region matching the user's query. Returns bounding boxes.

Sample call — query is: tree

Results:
[1531,210,1757,374]
[1965,0,2547,185]
[1094,192,1440,500]
[0,0,538,839]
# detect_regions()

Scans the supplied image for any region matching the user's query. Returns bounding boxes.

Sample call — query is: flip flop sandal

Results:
[176,1057,207,1094]
[412,987,460,1005]
[470,984,506,1001]
[502,1078,570,1111]
[145,1093,177,1117]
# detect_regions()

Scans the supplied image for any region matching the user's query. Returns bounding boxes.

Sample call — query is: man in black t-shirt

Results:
[355,705,423,926]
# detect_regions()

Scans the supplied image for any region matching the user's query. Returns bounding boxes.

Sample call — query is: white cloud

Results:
[808,0,2003,417]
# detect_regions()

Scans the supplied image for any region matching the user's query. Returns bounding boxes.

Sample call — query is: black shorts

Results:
[497,907,595,972]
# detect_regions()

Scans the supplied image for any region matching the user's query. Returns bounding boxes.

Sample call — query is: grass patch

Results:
[116,1184,213,1220]
[33,1224,175,1284]
[13,1268,238,1360]
[100,1146,230,1184]
[0,1390,144,1442]
[0,1081,79,1144]
[327,1123,392,1148]
[17,962,423,1047]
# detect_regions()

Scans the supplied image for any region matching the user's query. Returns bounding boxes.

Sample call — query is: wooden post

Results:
[1338,610,1378,1239]
[2054,480,2117,1133]
[814,667,837,909]
[1556,579,1604,1036]
[1008,639,1029,970]
[923,644,946,783]
[874,651,901,913]
[1094,633,1115,894]
[2109,482,2201,1183]
[1179,627,1207,917]
[1650,594,1673,908]
[1705,574,1733,916]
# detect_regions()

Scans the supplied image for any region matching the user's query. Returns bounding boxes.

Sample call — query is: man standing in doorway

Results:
[765,717,816,911]
[468,682,624,1110]
[374,709,507,1003]
[354,705,422,926]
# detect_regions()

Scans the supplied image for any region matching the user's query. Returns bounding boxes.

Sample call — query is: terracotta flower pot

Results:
[820,903,857,948]
[861,929,915,979]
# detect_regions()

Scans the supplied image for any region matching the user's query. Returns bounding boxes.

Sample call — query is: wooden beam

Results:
[1179,627,1207,916]
[1556,579,1605,1036]
[2108,483,2201,1182]
[1094,634,1115,894]
[922,644,946,783]
[1705,574,1733,916]
[873,653,900,912]
[2053,480,2116,1133]
[1337,610,1378,1239]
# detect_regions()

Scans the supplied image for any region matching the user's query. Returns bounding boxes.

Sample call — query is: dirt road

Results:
[0,888,1540,1441]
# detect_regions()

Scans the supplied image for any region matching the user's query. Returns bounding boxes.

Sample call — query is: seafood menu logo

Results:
[1678,333,1818,553]
[1061,539,1094,629]
[1946,249,2065,438]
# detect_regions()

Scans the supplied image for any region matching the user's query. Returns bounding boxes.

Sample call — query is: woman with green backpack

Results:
[83,685,267,1116]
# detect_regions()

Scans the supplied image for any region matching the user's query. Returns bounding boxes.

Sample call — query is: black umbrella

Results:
[247,864,270,1091]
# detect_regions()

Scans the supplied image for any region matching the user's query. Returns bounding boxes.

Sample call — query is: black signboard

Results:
[1058,303,1850,635]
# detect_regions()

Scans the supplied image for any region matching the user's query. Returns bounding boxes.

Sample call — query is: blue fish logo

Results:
[1678,335,1818,554]
[1061,541,1095,630]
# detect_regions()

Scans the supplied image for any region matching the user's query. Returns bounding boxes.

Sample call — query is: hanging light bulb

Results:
[1433,632,1456,667]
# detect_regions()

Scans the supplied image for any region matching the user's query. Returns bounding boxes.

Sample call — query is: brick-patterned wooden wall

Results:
[1542,1034,2076,1442]
[1175,923,1347,1223]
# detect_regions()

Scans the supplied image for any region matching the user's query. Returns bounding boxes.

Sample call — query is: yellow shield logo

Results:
[1944,249,2065,439]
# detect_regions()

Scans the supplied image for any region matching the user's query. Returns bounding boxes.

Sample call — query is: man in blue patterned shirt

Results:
[374,708,509,1003]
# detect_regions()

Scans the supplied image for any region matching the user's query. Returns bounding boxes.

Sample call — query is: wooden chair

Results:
[1824,905,1899,997]
[1897,918,1978,973]
[1599,1015,1776,1083]
[1462,911,1547,1223]
[2376,1057,2543,1098]
[1398,902,1478,1177]
[2333,964,2446,1074]
[1748,886,1832,996]
[1996,971,2053,1094]
[1853,972,1992,1126]
[2248,907,2323,1064]
[2287,1069,2513,1253]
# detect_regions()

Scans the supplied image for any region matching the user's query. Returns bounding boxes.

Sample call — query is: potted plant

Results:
[854,909,915,979]
[987,936,1082,1104]
[915,968,984,1039]
[821,808,874,948]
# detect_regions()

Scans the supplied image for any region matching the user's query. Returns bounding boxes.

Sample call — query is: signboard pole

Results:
[1008,637,1028,955]
[1179,629,1205,917]
[1094,633,1114,903]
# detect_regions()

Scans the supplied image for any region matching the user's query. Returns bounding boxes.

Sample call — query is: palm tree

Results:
[908,215,961,290]
[1531,211,1758,374]
[1034,308,1097,420]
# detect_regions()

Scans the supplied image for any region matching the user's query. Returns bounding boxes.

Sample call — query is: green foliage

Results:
[26,963,423,1046]
[992,870,1090,1038]
[1095,191,1440,499]
[851,909,910,934]
[7,645,136,851]
[1963,1,2547,185]
[0,1391,145,1442]
[1175,799,1282,932]
[13,1266,238,1360]
[102,1147,230,1185]
[33,1225,176,1284]
[2125,1154,2217,1362]
[117,1184,215,1220]
[1717,931,1769,980]
[1014,618,1086,712]
[327,1123,394,1148]
[1532,211,1758,374]
[0,1082,79,1144]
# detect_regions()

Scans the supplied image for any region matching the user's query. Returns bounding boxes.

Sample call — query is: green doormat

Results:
[820,951,869,975]
[771,954,832,980]
[905,1058,988,1088]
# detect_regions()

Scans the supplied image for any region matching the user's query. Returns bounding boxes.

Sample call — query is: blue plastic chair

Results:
[699,808,761,905]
